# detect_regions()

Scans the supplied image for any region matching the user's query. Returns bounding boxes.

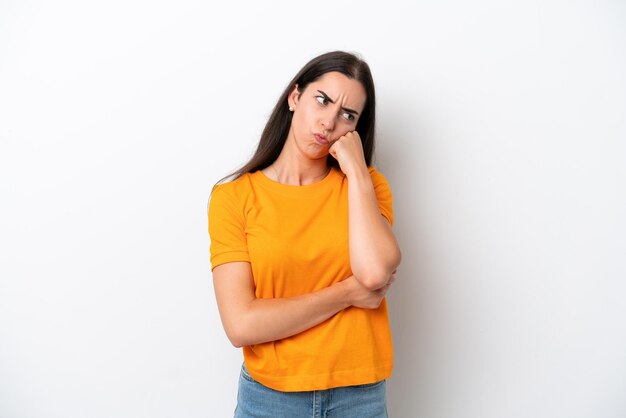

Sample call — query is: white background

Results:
[1,1,625,417]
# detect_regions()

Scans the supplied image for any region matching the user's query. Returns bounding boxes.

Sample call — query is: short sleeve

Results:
[368,166,394,226]
[208,184,250,270]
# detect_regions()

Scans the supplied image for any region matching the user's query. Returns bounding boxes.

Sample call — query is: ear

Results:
[288,84,300,108]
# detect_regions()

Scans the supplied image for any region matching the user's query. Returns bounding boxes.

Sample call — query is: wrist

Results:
[333,279,354,309]
[344,164,370,181]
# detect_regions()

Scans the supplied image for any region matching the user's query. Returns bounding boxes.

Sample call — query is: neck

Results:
[264,129,332,186]
[269,158,331,186]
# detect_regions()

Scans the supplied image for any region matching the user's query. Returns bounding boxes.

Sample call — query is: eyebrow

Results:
[317,90,360,115]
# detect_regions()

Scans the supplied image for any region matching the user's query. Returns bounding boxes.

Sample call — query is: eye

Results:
[342,111,355,122]
[315,95,329,105]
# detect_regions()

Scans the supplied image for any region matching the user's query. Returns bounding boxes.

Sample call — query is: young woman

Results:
[208,50,401,418]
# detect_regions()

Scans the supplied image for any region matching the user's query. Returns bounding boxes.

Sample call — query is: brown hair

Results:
[215,50,376,186]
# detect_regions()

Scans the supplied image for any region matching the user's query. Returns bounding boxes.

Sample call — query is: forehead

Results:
[307,71,366,111]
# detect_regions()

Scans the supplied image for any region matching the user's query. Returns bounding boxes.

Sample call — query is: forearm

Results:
[234,280,351,347]
[348,166,401,289]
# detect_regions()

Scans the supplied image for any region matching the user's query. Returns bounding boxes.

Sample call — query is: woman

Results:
[208,50,401,418]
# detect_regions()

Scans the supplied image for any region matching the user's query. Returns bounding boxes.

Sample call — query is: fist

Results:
[328,131,367,175]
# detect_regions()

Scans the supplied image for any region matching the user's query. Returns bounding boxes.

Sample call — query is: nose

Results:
[321,112,335,131]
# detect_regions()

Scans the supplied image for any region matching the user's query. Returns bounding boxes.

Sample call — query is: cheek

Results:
[295,106,314,127]
[336,125,355,137]
[291,111,306,133]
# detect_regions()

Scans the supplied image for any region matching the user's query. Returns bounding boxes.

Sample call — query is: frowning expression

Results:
[287,71,367,160]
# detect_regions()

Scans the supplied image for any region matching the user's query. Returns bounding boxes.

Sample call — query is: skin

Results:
[212,71,401,348]
[262,71,368,185]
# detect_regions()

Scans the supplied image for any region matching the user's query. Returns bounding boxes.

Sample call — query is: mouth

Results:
[314,133,329,145]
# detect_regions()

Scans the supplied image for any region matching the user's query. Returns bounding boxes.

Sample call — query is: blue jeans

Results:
[234,362,389,418]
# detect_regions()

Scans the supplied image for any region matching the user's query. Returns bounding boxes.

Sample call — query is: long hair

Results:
[215,50,376,186]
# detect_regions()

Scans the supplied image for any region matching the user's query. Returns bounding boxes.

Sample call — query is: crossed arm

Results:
[211,170,401,348]
[212,262,396,348]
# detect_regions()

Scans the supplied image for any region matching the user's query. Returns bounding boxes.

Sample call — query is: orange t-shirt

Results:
[208,166,394,392]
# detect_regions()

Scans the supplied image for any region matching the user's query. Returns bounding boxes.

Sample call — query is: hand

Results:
[328,131,368,176]
[342,270,396,310]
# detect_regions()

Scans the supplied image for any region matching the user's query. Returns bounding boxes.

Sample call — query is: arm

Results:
[212,261,393,348]
[329,131,402,291]
[347,166,402,290]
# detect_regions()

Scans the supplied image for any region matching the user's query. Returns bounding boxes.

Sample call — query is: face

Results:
[286,71,367,161]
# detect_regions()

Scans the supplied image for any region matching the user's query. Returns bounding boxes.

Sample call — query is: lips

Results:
[314,133,329,145]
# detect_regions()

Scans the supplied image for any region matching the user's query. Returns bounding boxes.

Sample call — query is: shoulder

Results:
[209,173,256,215]
[211,172,254,198]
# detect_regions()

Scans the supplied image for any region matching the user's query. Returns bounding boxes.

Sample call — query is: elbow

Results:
[222,299,267,348]
[356,252,402,291]
[357,269,394,291]
[223,318,250,348]
[394,248,402,270]
[225,328,244,348]
[359,272,391,290]
[231,340,244,349]
[227,329,252,348]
